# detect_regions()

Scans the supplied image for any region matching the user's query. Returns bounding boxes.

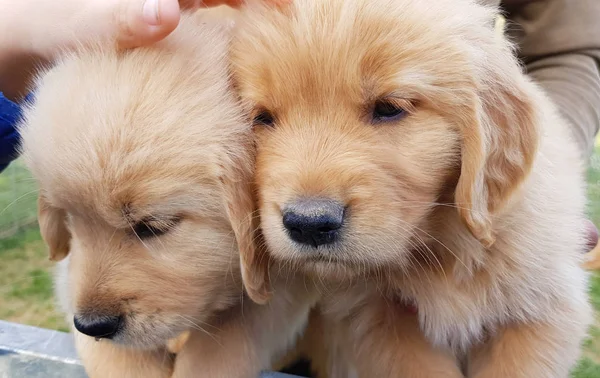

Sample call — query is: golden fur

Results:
[232,0,593,376]
[19,9,314,378]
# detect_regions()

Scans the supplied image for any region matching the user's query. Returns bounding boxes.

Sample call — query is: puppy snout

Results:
[282,198,345,248]
[73,314,122,339]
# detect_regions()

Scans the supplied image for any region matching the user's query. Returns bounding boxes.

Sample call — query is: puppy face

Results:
[20,15,257,349]
[232,0,538,287]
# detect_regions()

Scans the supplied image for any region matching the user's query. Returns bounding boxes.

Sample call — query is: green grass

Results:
[0,227,68,332]
[578,273,600,372]
[0,160,68,332]
[0,160,38,236]
[572,358,600,378]
[2,150,600,374]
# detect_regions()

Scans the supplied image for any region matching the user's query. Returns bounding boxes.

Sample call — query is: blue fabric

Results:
[0,92,31,173]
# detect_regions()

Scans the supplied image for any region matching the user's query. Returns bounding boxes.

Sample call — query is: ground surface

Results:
[2,150,600,376]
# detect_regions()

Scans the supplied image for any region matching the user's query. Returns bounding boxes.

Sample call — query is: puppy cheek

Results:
[259,207,290,258]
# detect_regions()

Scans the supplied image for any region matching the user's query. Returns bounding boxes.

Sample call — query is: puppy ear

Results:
[219,160,272,304]
[37,193,71,261]
[454,49,540,247]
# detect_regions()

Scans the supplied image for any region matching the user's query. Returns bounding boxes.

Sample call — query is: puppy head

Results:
[232,0,539,285]
[20,13,259,348]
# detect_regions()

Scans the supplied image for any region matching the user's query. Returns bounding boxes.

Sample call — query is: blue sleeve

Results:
[0,92,31,173]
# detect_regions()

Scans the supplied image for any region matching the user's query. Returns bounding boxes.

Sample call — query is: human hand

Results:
[0,0,288,99]
[2,0,288,59]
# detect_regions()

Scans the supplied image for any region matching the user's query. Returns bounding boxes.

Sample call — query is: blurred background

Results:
[2,139,600,377]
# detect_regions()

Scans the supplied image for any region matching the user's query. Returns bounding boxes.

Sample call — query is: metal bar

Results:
[0,320,302,378]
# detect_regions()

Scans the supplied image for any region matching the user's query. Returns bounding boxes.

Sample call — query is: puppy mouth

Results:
[304,251,343,263]
[74,312,185,350]
[109,324,183,350]
[287,228,342,249]
[282,246,354,267]
[276,229,414,276]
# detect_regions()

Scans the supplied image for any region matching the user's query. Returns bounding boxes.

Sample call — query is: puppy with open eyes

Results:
[232,0,593,377]
[19,8,316,378]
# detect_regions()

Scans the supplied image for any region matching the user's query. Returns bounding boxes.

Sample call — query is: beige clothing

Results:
[493,0,600,159]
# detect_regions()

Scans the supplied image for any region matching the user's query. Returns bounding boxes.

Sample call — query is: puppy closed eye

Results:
[252,109,276,128]
[371,98,413,124]
[132,216,181,239]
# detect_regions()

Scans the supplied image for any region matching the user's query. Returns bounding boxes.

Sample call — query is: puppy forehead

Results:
[46,154,218,226]
[234,0,493,107]
[25,57,240,222]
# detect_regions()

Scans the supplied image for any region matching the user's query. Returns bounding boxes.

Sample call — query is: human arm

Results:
[504,0,600,159]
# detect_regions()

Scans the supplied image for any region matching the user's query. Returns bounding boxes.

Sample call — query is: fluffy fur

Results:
[232,0,593,376]
[19,9,313,378]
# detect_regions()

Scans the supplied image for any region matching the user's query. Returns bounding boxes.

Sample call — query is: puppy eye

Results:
[133,223,166,239]
[132,217,181,239]
[372,100,406,123]
[253,110,275,127]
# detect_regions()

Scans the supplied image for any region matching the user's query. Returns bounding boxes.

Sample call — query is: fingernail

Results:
[143,0,161,25]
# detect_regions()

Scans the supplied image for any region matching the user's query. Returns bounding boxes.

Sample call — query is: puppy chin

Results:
[272,239,410,283]
[305,260,363,282]
[108,319,185,350]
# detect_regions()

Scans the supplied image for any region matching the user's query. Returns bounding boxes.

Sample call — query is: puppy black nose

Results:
[73,314,122,339]
[282,198,345,248]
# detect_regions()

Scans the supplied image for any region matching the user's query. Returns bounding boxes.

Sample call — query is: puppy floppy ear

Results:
[37,193,71,261]
[454,48,540,248]
[219,158,272,305]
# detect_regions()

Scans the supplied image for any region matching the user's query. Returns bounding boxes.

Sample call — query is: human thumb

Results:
[116,0,182,49]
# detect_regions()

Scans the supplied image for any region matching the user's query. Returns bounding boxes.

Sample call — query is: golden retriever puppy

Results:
[19,9,314,378]
[232,0,593,377]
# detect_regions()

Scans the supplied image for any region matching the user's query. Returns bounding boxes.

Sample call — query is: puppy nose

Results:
[282,198,345,248]
[73,314,122,339]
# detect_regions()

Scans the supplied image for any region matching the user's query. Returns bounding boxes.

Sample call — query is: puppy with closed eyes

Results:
[232,0,592,377]
[20,9,315,378]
